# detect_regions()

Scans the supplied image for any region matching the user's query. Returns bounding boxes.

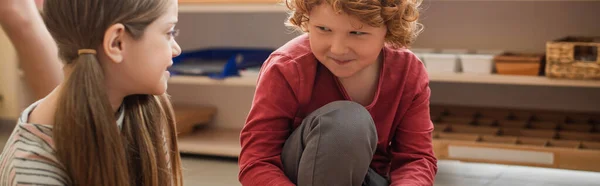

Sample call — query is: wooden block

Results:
[566,114,592,124]
[476,117,497,126]
[501,128,557,139]
[510,111,533,121]
[497,120,528,129]
[446,106,478,117]
[440,116,474,125]
[559,123,593,133]
[558,131,600,142]
[451,125,499,135]
[532,113,567,123]
[480,135,517,144]
[580,141,600,150]
[479,110,511,120]
[530,121,559,130]
[521,129,558,139]
[517,137,548,146]
[546,140,581,149]
[438,132,480,141]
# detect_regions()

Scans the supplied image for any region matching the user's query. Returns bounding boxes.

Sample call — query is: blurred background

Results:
[1,0,600,185]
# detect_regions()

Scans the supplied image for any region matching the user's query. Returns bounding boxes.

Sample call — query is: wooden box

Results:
[494,52,544,76]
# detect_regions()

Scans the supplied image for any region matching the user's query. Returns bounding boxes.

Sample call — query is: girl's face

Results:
[103,0,181,96]
[308,3,388,79]
[35,0,44,9]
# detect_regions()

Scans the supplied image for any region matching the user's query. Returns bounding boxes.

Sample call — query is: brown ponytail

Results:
[54,53,131,185]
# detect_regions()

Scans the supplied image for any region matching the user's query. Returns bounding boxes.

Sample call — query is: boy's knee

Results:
[311,101,377,140]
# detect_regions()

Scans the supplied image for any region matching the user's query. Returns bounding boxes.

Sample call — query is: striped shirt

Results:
[0,100,125,186]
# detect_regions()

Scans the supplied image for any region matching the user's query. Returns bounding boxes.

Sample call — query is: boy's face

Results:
[308,3,387,79]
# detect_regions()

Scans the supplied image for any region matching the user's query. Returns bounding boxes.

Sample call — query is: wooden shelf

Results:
[169,75,257,87]
[428,73,600,88]
[177,127,241,158]
[169,74,600,88]
[178,0,285,13]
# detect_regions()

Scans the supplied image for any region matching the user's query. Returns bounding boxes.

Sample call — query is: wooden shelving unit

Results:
[0,0,598,171]
[166,0,600,169]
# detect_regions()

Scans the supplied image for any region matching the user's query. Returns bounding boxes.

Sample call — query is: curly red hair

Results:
[285,0,423,48]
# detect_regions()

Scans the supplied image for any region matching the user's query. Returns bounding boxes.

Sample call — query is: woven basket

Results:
[546,36,600,79]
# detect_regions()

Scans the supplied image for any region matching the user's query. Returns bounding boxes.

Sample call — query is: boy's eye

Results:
[350,31,367,35]
[168,29,180,38]
[316,26,331,32]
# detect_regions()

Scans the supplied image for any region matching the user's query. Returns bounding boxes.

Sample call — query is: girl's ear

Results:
[102,23,127,64]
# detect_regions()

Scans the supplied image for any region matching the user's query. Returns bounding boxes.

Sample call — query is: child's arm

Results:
[238,54,299,186]
[389,65,438,186]
[0,0,63,99]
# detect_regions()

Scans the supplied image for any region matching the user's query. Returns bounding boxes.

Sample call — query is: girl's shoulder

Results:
[0,120,69,185]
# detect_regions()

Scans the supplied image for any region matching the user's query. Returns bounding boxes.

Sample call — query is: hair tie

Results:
[78,49,97,55]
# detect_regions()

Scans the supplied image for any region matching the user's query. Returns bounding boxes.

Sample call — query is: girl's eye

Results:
[168,29,180,38]
[350,31,367,35]
[317,26,331,32]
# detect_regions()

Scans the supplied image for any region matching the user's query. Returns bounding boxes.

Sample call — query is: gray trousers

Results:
[282,101,390,186]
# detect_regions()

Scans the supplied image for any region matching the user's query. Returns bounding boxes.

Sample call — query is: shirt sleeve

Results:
[238,54,301,186]
[389,61,438,186]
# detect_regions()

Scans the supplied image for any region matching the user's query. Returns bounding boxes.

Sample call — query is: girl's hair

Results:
[42,0,182,185]
[286,0,423,48]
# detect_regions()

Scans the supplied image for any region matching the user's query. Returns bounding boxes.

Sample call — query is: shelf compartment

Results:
[177,127,241,158]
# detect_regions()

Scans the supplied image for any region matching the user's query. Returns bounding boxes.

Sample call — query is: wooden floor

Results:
[179,156,600,186]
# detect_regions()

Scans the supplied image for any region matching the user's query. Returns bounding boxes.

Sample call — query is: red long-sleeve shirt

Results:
[239,34,437,186]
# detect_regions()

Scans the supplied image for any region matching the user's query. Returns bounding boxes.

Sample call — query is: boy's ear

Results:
[102,23,127,63]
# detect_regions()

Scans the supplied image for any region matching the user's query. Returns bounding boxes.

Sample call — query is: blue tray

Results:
[169,48,274,79]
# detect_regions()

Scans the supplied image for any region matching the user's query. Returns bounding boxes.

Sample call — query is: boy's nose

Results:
[329,38,349,55]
